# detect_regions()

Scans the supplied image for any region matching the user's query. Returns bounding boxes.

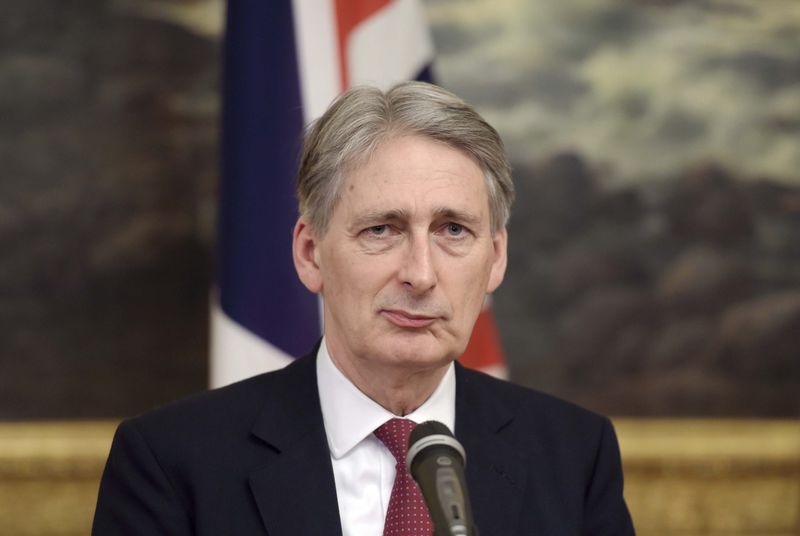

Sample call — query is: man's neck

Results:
[327,351,450,416]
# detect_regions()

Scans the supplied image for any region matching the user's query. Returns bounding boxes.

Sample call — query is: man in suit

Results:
[93,82,635,535]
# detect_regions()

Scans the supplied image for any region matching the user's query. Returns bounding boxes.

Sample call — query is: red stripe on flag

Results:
[460,308,505,370]
[334,0,393,89]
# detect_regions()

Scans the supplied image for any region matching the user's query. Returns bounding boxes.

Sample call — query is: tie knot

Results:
[374,418,416,464]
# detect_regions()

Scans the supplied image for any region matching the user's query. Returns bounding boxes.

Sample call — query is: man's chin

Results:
[374,335,459,369]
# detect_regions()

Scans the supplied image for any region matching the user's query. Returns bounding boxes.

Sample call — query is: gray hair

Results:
[296,81,514,235]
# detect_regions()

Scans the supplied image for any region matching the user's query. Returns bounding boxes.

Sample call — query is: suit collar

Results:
[249,349,322,451]
[248,348,344,535]
[455,363,529,535]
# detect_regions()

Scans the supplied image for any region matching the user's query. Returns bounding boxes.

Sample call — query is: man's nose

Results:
[399,235,437,292]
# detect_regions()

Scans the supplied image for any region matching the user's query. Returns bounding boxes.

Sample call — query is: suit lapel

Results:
[455,364,529,535]
[247,353,343,536]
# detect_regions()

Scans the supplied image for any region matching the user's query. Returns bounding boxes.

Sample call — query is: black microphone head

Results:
[410,420,453,444]
[407,420,465,471]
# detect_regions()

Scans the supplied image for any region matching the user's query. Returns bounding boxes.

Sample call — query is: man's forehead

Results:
[339,175,490,217]
[331,134,491,222]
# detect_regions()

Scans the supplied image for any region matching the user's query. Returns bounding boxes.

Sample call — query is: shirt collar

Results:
[316,337,456,459]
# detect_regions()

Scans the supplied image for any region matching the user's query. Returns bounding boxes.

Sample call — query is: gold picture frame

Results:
[1,419,798,535]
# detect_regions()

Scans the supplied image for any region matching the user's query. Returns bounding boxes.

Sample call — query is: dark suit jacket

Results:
[93,350,634,535]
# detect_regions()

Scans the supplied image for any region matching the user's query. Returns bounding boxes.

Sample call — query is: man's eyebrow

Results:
[432,207,482,226]
[350,207,483,229]
[351,209,410,228]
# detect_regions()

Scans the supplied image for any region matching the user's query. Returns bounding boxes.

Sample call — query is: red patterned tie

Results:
[374,418,434,536]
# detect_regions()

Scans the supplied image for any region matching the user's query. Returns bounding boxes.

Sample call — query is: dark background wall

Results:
[2,0,798,419]
[1,0,218,418]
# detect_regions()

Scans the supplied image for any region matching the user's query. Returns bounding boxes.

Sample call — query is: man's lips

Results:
[380,309,439,328]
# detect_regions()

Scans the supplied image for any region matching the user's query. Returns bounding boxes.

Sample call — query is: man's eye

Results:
[446,223,465,236]
[367,225,388,235]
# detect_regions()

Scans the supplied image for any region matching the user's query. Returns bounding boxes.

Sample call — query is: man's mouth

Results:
[380,309,438,328]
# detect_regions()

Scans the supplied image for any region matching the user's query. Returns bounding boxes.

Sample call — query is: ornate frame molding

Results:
[1,419,798,535]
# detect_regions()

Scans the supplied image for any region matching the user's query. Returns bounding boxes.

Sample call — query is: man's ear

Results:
[487,227,508,293]
[292,218,323,293]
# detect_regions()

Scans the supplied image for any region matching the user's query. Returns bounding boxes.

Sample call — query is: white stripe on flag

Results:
[210,293,293,388]
[291,0,341,122]
[347,0,434,88]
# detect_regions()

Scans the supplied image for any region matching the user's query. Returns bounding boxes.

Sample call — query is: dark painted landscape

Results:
[1,0,798,418]
[498,155,800,416]
[1,0,217,418]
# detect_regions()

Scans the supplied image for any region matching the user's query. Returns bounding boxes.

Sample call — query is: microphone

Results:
[407,421,477,536]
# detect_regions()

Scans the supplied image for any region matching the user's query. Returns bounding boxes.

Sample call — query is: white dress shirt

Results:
[316,338,456,536]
